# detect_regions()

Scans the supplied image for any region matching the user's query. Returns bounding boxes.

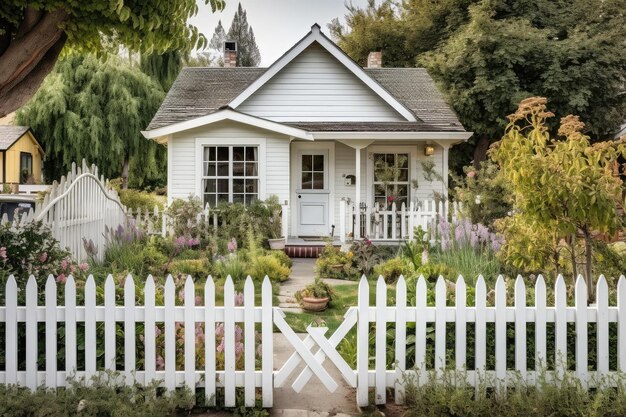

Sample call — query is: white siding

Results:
[169,136,196,201]
[168,120,290,205]
[237,43,404,122]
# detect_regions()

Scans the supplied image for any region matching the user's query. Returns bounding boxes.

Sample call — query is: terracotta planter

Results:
[301,296,330,312]
[268,238,286,250]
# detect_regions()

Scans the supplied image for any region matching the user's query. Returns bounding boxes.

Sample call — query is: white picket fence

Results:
[339,199,461,242]
[128,203,289,240]
[0,161,127,262]
[1,272,624,407]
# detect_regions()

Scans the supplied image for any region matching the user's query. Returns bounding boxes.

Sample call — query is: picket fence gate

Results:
[0,160,127,262]
[1,273,625,408]
[339,199,461,242]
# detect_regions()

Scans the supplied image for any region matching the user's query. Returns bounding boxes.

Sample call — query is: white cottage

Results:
[142,24,471,244]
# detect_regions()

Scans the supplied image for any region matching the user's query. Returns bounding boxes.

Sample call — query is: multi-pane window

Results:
[202,146,259,206]
[301,154,324,190]
[373,153,409,208]
[20,152,33,184]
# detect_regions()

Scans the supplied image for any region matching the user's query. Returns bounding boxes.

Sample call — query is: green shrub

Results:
[315,241,359,280]
[119,188,164,212]
[0,220,72,285]
[415,262,455,281]
[0,372,193,417]
[213,253,247,281]
[166,196,205,238]
[402,371,626,417]
[169,259,211,278]
[269,250,293,268]
[249,254,290,282]
[372,257,414,283]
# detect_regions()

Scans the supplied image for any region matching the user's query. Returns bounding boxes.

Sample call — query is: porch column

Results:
[355,147,362,239]
[441,144,449,199]
[337,139,374,241]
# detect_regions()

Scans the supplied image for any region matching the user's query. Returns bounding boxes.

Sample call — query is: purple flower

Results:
[175,236,187,247]
[56,273,66,283]
[215,323,224,337]
[217,339,225,353]
[227,238,238,253]
[234,292,244,307]
[235,342,244,360]
[156,355,164,370]
[235,325,243,342]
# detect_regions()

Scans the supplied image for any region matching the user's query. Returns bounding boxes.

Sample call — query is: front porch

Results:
[287,139,462,243]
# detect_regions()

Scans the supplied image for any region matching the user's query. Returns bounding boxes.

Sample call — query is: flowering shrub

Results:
[0,221,81,285]
[315,241,359,280]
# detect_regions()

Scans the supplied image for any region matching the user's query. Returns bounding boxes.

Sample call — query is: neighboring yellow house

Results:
[0,126,45,185]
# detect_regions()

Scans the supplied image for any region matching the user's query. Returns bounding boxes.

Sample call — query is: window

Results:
[373,153,409,208]
[301,154,324,190]
[202,145,259,206]
[20,152,33,184]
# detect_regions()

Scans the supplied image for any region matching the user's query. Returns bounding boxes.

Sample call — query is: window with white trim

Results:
[373,153,409,208]
[202,145,259,206]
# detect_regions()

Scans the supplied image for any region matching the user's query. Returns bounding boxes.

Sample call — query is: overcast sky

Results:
[189,0,370,66]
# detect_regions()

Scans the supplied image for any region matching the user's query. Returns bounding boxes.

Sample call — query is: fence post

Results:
[224,276,236,407]
[535,275,547,378]
[356,276,370,407]
[5,276,17,385]
[375,276,387,404]
[244,277,256,407]
[554,275,567,379]
[618,276,626,373]
[596,276,609,376]
[45,276,57,388]
[124,275,136,385]
[514,276,527,380]
[575,275,588,387]
[395,276,407,404]
[262,277,274,407]
[474,276,487,391]
[205,276,217,405]
[184,276,196,395]
[495,275,506,392]
[25,276,38,390]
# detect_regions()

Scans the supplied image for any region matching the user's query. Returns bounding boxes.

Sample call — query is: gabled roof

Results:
[228,24,416,121]
[146,68,464,132]
[144,24,466,137]
[0,126,42,152]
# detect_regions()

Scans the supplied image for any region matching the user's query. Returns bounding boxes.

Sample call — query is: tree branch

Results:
[15,7,44,39]
[0,33,66,118]
[0,8,68,94]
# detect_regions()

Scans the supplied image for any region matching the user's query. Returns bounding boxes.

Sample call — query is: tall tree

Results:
[15,54,166,188]
[332,0,626,169]
[0,1,225,117]
[209,20,227,54]
[224,3,261,67]
[140,50,184,92]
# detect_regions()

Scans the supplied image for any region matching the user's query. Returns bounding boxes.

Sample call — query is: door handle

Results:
[298,195,302,199]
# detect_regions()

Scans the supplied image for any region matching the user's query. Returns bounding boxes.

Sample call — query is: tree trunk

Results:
[584,229,594,302]
[121,157,130,190]
[472,135,491,169]
[0,9,68,117]
[569,234,578,283]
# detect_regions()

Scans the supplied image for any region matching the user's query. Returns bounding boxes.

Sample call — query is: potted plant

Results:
[266,196,286,250]
[294,277,335,312]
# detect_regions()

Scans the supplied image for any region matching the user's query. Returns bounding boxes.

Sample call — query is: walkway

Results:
[272,258,359,416]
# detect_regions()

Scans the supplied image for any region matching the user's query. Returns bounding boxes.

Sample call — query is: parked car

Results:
[0,194,36,221]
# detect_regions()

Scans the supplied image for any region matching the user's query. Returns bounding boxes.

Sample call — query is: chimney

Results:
[367,51,382,68]
[223,41,237,68]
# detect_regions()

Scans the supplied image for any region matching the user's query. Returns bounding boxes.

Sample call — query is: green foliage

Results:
[1,1,225,54]
[453,160,513,227]
[403,371,626,417]
[16,54,166,188]
[332,0,626,169]
[315,241,359,280]
[213,196,283,246]
[248,254,290,282]
[268,250,293,269]
[414,262,455,282]
[118,188,165,212]
[491,98,626,294]
[0,220,71,284]
[294,277,335,303]
[373,257,414,283]
[169,258,212,279]
[166,196,205,238]
[139,50,184,91]
[0,372,194,417]
[350,239,382,276]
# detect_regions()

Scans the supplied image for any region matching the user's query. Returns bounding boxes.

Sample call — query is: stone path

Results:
[271,259,360,416]
[278,259,359,313]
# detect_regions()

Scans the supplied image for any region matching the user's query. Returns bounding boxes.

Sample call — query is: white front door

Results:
[296,151,330,237]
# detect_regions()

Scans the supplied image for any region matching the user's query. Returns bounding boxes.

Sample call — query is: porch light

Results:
[424,145,435,156]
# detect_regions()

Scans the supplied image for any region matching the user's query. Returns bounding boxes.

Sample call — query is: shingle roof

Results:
[0,126,30,150]
[146,67,464,132]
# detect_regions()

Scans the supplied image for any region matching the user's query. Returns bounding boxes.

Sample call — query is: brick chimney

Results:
[223,41,237,68]
[367,51,382,68]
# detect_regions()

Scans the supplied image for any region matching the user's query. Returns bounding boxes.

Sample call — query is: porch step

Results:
[284,245,324,258]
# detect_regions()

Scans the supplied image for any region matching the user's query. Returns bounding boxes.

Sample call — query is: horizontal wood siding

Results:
[169,136,196,201]
[169,121,290,204]
[237,43,404,122]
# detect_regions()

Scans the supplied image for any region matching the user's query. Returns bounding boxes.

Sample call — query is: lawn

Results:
[283,281,395,333]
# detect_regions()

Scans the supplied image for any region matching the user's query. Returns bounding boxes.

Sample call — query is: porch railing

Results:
[338,199,461,242]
